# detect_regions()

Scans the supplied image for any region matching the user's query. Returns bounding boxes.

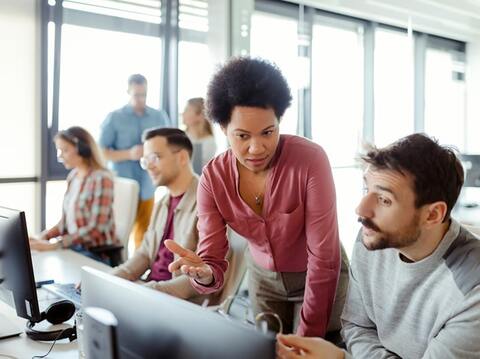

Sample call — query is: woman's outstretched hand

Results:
[165,240,214,286]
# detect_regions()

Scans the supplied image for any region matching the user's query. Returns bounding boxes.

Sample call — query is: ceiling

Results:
[287,0,480,41]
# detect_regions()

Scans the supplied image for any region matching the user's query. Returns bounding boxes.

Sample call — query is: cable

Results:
[31,328,69,359]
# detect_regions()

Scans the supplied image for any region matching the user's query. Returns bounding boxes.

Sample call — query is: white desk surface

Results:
[0,249,110,358]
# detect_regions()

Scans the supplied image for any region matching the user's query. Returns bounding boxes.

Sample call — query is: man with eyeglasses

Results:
[99,74,170,250]
[111,127,202,300]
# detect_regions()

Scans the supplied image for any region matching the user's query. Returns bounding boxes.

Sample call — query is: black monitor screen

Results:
[82,267,276,359]
[460,154,480,188]
[0,206,41,323]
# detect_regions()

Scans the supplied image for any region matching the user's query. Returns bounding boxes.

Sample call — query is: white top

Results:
[63,176,82,234]
[190,135,217,168]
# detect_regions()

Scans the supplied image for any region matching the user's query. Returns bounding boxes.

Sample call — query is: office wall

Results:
[0,0,41,232]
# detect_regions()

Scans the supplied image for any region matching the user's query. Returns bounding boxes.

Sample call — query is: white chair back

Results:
[216,228,248,305]
[113,177,139,260]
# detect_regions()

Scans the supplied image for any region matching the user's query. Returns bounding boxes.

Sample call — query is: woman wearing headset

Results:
[29,126,117,263]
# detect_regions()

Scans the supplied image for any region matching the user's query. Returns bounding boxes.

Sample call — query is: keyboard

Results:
[42,283,82,308]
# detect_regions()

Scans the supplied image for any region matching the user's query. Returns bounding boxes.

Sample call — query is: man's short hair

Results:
[361,133,464,221]
[142,127,193,158]
[206,57,292,126]
[128,74,147,87]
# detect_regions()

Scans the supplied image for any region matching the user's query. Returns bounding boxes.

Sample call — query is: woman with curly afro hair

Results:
[165,57,349,340]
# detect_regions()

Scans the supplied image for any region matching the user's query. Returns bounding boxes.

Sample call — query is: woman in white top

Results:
[182,97,217,168]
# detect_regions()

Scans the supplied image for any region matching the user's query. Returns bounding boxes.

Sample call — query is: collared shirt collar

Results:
[125,103,150,117]
[159,174,199,213]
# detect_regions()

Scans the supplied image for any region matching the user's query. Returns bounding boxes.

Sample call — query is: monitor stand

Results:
[0,313,22,339]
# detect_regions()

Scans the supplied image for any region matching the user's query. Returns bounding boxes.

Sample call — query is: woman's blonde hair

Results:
[55,126,106,171]
[186,97,213,136]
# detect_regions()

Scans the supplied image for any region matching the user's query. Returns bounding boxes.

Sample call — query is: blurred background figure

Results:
[99,74,170,250]
[183,97,217,168]
[29,126,118,265]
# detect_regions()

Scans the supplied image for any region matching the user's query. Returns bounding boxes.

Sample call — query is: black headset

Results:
[61,128,92,159]
[26,300,77,342]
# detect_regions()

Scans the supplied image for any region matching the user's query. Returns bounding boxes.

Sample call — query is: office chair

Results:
[112,177,139,261]
[216,228,249,306]
[90,177,139,266]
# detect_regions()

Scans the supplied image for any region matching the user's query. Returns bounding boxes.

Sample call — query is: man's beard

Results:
[358,215,421,251]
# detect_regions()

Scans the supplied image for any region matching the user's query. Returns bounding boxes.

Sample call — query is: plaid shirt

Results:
[46,168,117,249]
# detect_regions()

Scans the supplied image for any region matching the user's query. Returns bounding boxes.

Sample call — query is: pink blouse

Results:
[192,135,341,337]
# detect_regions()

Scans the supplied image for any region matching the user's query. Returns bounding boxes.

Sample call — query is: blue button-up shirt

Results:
[99,104,170,200]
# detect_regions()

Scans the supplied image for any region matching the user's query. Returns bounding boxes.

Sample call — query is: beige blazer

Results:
[112,175,202,300]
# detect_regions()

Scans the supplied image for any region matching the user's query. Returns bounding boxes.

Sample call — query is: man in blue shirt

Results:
[99,74,170,249]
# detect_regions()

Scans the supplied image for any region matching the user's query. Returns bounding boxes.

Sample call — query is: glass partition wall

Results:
[35,0,467,255]
[251,0,466,256]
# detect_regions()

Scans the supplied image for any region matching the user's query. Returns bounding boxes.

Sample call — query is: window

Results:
[43,0,166,230]
[311,20,364,167]
[251,11,299,135]
[178,0,211,112]
[332,168,363,257]
[0,183,38,233]
[177,41,211,114]
[374,27,414,147]
[0,5,37,178]
[310,18,365,254]
[0,1,39,233]
[424,47,466,149]
[63,0,162,24]
[177,0,223,150]
[178,0,210,108]
[58,24,162,140]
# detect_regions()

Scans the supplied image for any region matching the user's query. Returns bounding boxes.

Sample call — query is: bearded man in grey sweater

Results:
[277,133,480,359]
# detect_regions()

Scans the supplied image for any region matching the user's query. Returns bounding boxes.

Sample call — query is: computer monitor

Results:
[0,206,41,338]
[460,154,480,187]
[82,267,276,359]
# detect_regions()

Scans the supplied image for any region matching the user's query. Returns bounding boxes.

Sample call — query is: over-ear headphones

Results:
[61,129,92,159]
[26,300,77,342]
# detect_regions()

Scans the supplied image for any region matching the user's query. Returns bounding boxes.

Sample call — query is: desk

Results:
[0,250,110,358]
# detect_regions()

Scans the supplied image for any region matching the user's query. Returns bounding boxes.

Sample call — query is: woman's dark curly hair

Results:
[206,57,292,126]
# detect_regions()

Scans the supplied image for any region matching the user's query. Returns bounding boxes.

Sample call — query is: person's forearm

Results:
[111,253,149,281]
[110,266,138,281]
[342,323,400,359]
[103,148,132,162]
[42,225,61,240]
[152,276,198,299]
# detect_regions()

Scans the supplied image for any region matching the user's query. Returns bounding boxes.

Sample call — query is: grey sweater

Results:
[341,220,480,359]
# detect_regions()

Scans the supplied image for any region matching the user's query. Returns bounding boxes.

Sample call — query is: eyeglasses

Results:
[140,150,181,170]
[139,153,161,170]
